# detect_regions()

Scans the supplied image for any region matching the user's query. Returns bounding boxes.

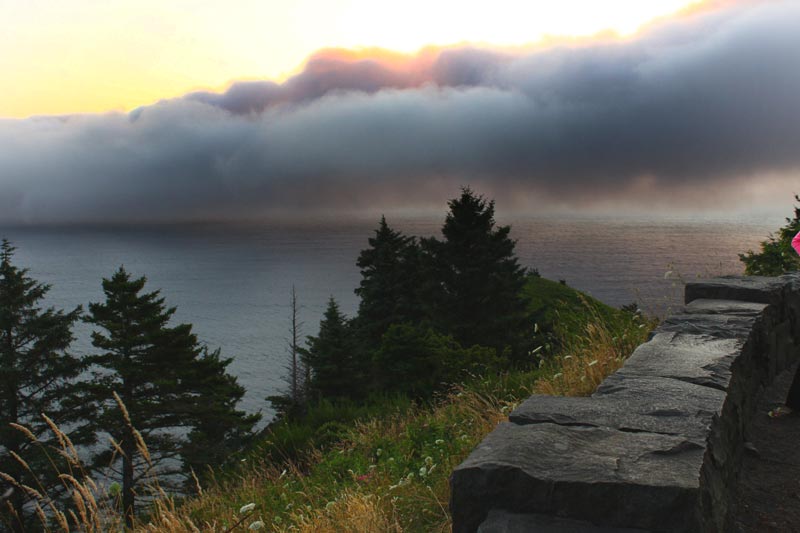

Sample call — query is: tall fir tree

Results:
[0,239,92,533]
[85,267,258,526]
[421,188,530,360]
[354,216,423,346]
[739,194,800,276]
[302,297,362,399]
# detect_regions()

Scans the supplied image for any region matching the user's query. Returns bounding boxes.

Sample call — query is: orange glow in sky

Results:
[1,0,704,118]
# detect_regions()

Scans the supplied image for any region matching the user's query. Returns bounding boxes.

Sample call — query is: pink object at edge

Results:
[793,231,800,256]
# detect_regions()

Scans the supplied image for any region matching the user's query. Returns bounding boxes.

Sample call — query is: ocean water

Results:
[0,212,781,421]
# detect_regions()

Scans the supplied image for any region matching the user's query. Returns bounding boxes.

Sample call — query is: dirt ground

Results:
[729,364,800,532]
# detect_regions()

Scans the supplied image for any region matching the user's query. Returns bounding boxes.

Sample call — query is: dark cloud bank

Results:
[1,0,799,223]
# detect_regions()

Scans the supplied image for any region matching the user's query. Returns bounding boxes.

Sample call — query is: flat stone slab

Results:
[450,422,704,532]
[478,510,648,533]
[658,312,758,339]
[684,299,769,316]
[510,375,724,442]
[685,276,787,305]
[662,299,771,340]
[616,332,742,391]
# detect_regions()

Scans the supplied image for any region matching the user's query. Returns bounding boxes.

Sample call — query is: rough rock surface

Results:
[683,299,768,316]
[511,375,725,443]
[451,422,703,532]
[451,274,800,533]
[614,332,741,392]
[729,362,800,532]
[684,275,788,306]
[477,510,648,533]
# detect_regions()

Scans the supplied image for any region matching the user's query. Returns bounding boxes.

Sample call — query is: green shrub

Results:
[372,324,501,397]
[739,194,800,276]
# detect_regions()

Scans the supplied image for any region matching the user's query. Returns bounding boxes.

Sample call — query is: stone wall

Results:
[450,274,800,532]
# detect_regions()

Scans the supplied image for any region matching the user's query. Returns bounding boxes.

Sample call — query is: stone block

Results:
[450,422,704,533]
[658,312,757,339]
[615,332,742,392]
[477,510,648,533]
[510,375,725,443]
[684,276,787,306]
[683,299,768,316]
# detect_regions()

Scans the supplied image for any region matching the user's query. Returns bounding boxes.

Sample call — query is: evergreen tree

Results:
[302,298,361,399]
[354,217,424,346]
[0,239,91,532]
[180,346,260,481]
[739,194,800,276]
[85,267,258,526]
[421,188,530,360]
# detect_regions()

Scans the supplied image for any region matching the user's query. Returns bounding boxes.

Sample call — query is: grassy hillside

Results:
[525,275,630,339]
[524,275,652,396]
[25,278,653,532]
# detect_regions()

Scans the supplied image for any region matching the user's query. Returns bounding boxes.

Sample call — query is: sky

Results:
[1,0,798,223]
[2,0,702,118]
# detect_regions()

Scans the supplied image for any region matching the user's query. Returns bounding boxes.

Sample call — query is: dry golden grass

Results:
[534,303,653,396]
[1,416,127,532]
[278,488,402,533]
